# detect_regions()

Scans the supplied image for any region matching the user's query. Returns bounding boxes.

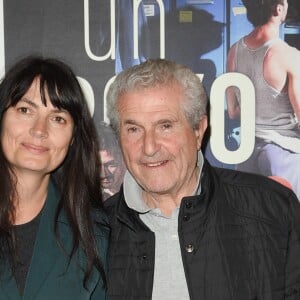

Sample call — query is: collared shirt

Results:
[123,151,204,299]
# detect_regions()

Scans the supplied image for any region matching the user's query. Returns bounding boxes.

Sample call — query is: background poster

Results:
[0,0,299,199]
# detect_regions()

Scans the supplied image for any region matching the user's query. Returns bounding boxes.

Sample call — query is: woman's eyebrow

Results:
[20,97,69,114]
[19,97,38,108]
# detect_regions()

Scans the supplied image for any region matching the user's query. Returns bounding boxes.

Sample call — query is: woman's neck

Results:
[13,172,50,225]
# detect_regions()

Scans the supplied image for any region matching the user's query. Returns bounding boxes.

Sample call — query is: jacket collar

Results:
[115,159,215,231]
[122,151,205,213]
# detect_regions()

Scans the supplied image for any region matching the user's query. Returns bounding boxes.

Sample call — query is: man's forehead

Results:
[99,149,115,159]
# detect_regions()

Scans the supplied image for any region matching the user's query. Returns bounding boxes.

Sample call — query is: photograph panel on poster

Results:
[1,0,299,199]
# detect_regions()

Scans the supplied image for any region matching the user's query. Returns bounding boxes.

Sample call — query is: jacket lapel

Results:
[22,181,69,300]
[0,263,22,300]
[0,181,61,300]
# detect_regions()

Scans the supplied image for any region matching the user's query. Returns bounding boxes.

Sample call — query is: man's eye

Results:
[128,127,138,133]
[108,163,118,168]
[162,123,172,129]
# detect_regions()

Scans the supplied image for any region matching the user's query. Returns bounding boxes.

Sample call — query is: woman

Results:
[0,56,108,299]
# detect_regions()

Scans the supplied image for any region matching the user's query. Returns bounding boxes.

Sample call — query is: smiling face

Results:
[1,77,74,177]
[117,83,207,200]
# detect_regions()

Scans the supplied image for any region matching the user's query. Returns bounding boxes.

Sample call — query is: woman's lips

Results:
[22,143,49,154]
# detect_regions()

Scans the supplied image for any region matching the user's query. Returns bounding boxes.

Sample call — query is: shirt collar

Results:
[123,151,204,213]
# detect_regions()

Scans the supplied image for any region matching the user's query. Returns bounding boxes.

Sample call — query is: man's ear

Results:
[195,115,208,150]
[274,3,283,16]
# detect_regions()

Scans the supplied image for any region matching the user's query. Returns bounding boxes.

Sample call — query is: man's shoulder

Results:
[103,191,123,219]
[213,165,294,199]
[268,40,300,62]
[208,165,299,225]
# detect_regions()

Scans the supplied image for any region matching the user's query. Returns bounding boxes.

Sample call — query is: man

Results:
[105,59,300,299]
[98,122,126,201]
[226,0,300,199]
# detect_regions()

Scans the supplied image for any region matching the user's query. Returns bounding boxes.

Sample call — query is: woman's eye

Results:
[53,116,66,124]
[17,107,29,114]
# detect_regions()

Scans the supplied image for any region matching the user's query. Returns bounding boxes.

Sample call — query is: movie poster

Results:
[0,0,299,200]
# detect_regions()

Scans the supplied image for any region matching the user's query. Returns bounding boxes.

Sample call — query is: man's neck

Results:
[142,167,201,217]
[245,22,281,48]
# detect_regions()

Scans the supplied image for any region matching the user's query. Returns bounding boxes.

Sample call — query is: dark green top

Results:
[14,210,42,294]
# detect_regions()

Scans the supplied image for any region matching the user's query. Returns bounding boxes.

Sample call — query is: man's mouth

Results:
[144,160,168,168]
[101,177,113,184]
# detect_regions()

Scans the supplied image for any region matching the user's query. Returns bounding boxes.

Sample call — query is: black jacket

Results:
[105,161,300,299]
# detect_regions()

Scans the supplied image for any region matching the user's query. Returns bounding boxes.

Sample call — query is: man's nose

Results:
[101,164,112,177]
[143,130,160,156]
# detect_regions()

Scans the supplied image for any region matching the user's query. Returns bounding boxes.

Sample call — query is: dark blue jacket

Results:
[105,161,300,300]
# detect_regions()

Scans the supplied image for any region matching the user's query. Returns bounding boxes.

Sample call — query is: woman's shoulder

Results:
[90,207,110,261]
[90,207,110,238]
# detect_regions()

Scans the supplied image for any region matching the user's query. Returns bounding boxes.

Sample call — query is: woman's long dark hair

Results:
[0,56,106,287]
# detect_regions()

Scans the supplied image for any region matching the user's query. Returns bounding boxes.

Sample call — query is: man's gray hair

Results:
[106,58,208,133]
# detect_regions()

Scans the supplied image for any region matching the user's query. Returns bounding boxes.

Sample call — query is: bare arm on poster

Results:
[263,41,300,122]
[286,46,300,121]
[226,40,300,123]
[226,43,241,120]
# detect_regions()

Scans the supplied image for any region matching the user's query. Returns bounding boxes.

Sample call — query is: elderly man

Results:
[105,59,300,299]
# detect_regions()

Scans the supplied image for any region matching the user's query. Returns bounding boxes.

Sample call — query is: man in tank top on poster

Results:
[226,0,300,199]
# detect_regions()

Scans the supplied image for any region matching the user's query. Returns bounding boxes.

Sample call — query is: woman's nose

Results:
[29,117,49,139]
